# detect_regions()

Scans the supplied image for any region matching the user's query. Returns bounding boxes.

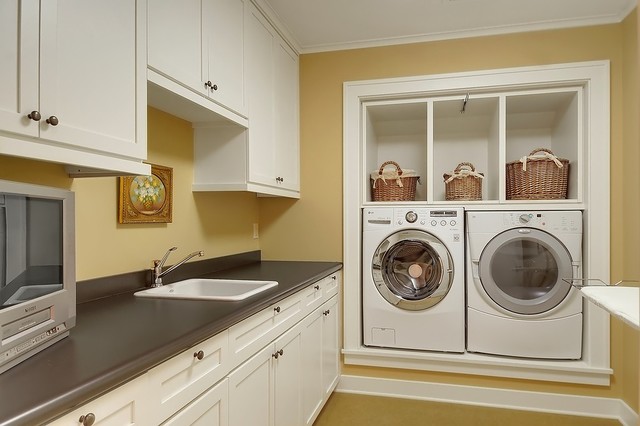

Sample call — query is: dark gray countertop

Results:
[0,259,341,425]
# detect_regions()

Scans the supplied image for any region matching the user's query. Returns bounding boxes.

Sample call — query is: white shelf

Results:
[579,286,639,330]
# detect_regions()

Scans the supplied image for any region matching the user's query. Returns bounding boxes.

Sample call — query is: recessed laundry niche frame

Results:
[343,61,611,385]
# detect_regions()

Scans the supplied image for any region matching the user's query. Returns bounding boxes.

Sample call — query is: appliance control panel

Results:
[364,208,463,231]
[503,211,582,232]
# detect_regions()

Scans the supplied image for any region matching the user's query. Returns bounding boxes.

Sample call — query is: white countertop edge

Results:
[579,286,639,330]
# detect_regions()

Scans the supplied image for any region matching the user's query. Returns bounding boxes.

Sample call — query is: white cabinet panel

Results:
[227,345,273,426]
[322,296,340,398]
[205,0,246,115]
[301,306,324,426]
[273,39,300,192]
[147,0,203,94]
[0,0,38,138]
[273,326,303,426]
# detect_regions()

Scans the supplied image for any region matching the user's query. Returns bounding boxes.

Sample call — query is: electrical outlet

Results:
[253,223,259,239]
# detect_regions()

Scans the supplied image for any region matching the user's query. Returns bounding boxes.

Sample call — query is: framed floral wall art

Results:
[118,164,173,224]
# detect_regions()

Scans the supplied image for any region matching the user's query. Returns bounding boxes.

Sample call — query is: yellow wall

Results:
[259,18,639,410]
[0,108,260,280]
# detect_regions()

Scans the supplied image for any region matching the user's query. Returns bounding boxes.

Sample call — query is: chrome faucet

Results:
[152,247,204,287]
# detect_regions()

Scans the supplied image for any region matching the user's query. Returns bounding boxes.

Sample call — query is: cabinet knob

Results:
[205,80,212,88]
[46,116,59,126]
[193,350,205,360]
[323,309,330,316]
[212,83,218,91]
[78,413,96,426]
[27,111,41,121]
[272,348,284,359]
[314,285,320,290]
[274,306,281,313]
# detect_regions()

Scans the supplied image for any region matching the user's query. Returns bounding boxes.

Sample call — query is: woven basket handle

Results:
[528,148,554,156]
[454,162,475,173]
[378,161,403,176]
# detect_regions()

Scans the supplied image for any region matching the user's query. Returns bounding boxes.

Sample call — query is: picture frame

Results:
[118,164,173,224]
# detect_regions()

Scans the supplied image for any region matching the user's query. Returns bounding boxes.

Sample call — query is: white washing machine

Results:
[466,210,583,360]
[362,207,465,352]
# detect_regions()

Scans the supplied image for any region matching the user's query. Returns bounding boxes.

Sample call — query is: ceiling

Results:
[258,0,637,53]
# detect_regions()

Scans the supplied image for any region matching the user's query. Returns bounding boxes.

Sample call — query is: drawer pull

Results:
[193,350,205,360]
[274,306,281,313]
[78,413,96,426]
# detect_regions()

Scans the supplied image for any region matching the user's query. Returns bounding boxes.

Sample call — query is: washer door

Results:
[372,229,453,311]
[478,228,573,315]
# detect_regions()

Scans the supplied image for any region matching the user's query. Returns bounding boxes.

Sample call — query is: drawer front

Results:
[301,282,323,314]
[161,378,228,426]
[228,290,304,366]
[148,331,229,424]
[49,374,148,426]
[323,272,340,300]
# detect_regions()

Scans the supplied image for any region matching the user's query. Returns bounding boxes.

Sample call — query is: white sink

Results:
[134,278,278,301]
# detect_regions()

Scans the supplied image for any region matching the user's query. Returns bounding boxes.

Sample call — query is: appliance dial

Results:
[405,211,418,223]
[519,213,533,224]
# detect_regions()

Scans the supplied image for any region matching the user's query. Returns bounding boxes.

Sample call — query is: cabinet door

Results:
[205,0,246,115]
[147,0,205,96]
[38,0,146,159]
[301,307,324,426]
[0,0,39,137]
[228,344,273,426]
[273,325,303,426]
[49,374,150,425]
[322,296,340,398]
[161,378,228,426]
[273,38,300,192]
[245,3,276,187]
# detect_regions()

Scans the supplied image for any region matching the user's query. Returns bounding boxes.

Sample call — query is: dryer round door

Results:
[478,227,573,315]
[371,229,454,311]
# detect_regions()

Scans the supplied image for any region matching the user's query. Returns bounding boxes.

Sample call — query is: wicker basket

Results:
[506,148,569,200]
[370,161,419,201]
[443,162,483,201]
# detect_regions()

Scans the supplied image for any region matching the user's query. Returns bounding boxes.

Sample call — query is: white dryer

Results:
[466,210,583,359]
[362,207,465,352]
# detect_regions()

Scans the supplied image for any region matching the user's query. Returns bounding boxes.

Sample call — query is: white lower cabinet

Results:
[228,323,304,426]
[49,271,341,426]
[302,295,340,425]
[49,374,150,425]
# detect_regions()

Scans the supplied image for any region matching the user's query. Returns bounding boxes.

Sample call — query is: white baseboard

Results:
[336,375,638,426]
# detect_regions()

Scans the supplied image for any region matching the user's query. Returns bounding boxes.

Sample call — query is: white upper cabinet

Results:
[192,2,300,198]
[0,0,149,176]
[147,0,247,126]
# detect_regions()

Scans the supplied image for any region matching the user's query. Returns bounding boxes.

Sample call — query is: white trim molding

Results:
[336,375,638,426]
[343,60,612,385]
